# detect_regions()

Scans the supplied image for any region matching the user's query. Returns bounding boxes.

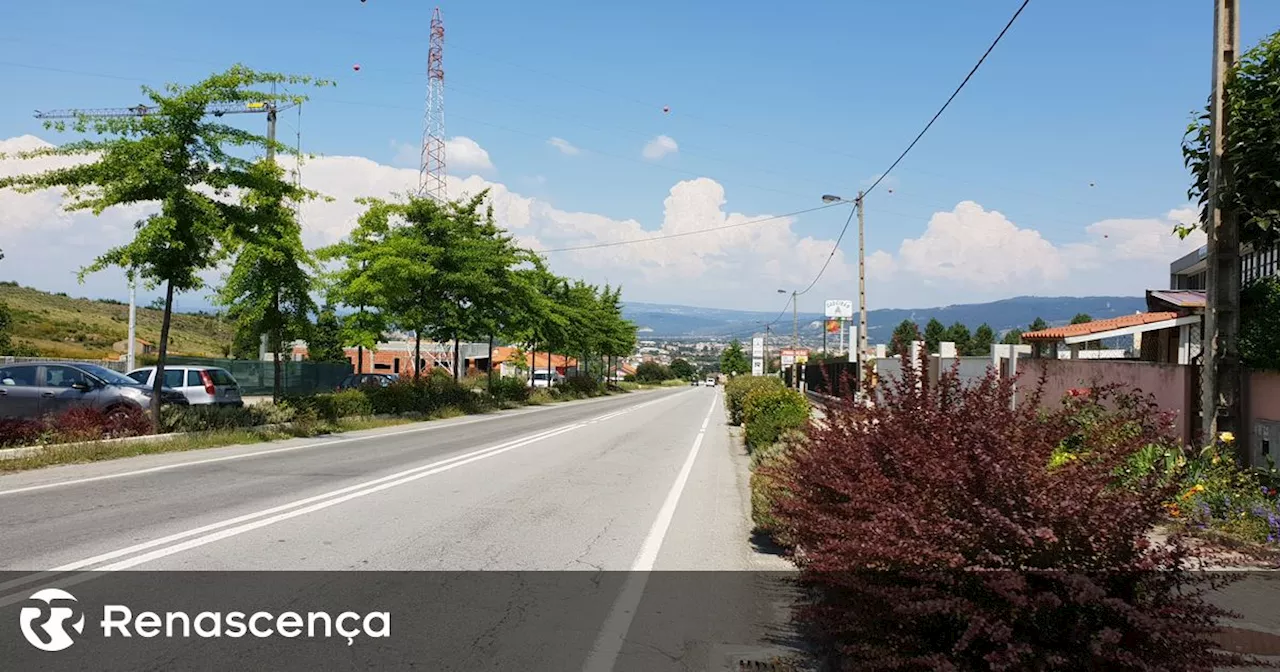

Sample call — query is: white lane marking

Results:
[0,389,685,498]
[95,425,587,571]
[582,393,718,672]
[0,389,692,597]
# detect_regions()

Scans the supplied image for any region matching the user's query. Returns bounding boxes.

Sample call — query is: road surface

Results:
[0,387,799,671]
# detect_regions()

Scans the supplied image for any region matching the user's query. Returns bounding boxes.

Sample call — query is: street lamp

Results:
[821,192,867,364]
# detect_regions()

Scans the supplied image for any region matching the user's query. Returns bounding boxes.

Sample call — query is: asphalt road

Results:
[0,386,799,671]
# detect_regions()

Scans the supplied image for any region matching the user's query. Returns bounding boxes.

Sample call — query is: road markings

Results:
[582,392,718,672]
[0,388,686,498]
[0,389,691,602]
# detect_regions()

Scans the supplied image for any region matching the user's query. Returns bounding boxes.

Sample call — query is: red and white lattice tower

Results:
[420,7,446,201]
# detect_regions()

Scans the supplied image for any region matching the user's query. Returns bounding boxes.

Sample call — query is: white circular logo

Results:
[19,588,85,652]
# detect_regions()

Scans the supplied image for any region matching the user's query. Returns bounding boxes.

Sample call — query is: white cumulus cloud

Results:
[444,136,494,173]
[641,135,678,161]
[547,137,580,156]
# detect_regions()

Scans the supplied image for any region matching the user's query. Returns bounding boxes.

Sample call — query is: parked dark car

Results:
[0,361,188,420]
[336,373,398,391]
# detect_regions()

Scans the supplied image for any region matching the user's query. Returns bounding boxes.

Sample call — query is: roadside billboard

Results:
[825,299,854,319]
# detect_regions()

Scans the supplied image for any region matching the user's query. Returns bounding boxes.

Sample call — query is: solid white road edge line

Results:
[581,392,718,672]
[0,388,688,498]
[0,390,691,600]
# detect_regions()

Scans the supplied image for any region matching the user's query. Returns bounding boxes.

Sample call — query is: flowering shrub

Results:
[0,417,46,447]
[1171,434,1280,545]
[765,357,1246,669]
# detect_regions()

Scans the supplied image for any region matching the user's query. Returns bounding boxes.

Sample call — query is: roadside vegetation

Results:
[0,64,638,429]
[0,368,655,473]
[741,354,1277,669]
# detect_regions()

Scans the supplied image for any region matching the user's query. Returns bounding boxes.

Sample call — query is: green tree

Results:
[1029,317,1048,332]
[945,322,972,356]
[1241,277,1280,370]
[230,323,261,360]
[1182,29,1280,249]
[0,65,324,429]
[1070,313,1093,325]
[1000,328,1024,346]
[923,318,947,354]
[720,339,751,376]
[317,225,387,374]
[308,306,349,364]
[889,320,919,356]
[971,323,996,356]
[634,361,672,383]
[669,358,696,380]
[218,160,318,401]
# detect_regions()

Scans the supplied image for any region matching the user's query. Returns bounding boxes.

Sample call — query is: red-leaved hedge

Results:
[0,406,152,448]
[766,356,1250,670]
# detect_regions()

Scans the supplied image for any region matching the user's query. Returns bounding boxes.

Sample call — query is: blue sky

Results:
[2,1,1280,311]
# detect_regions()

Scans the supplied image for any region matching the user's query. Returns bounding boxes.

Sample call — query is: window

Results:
[44,365,91,388]
[128,370,150,384]
[208,369,237,385]
[164,370,184,388]
[0,365,38,386]
[393,358,401,374]
[187,370,203,386]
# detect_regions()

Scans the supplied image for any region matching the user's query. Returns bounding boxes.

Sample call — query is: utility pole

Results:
[791,291,798,349]
[1203,0,1242,444]
[764,324,770,374]
[127,274,137,371]
[857,190,868,364]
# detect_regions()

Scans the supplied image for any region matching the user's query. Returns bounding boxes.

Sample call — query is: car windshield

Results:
[79,364,141,386]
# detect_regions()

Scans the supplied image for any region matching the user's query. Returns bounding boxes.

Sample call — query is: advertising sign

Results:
[825,319,841,333]
[780,348,810,367]
[751,337,764,359]
[825,299,854,319]
[751,358,764,376]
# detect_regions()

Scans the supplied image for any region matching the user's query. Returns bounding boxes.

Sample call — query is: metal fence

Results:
[167,357,352,396]
[804,361,860,398]
[0,356,128,372]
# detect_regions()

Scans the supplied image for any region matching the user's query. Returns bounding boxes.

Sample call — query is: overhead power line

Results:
[540,202,845,253]
[794,0,1032,299]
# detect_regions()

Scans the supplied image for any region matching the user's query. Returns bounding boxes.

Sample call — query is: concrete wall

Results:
[1019,359,1194,446]
[1248,370,1280,465]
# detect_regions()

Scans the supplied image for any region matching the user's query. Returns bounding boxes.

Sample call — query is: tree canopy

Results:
[720,339,750,376]
[889,320,919,356]
[923,318,946,354]
[1183,29,1280,248]
[0,65,325,427]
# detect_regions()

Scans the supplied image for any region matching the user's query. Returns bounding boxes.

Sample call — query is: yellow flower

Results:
[1194,484,1206,492]
[1212,456,1221,465]
[1220,431,1236,444]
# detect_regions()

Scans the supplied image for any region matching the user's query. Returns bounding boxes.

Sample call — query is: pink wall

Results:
[1252,371,1280,423]
[1019,359,1194,446]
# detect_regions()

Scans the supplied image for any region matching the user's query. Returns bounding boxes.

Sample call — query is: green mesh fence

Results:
[166,357,352,397]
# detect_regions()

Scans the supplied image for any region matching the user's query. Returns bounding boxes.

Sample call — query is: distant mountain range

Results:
[622,296,1149,340]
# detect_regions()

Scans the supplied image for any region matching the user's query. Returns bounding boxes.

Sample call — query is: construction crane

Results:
[34,100,292,160]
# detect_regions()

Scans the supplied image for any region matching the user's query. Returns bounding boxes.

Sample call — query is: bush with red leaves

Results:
[767,355,1252,670]
[0,406,153,448]
[0,417,45,447]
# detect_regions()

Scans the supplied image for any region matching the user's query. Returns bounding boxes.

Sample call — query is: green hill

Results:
[0,282,235,360]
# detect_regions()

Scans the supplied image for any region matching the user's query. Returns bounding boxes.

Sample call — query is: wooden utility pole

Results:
[1203,0,1242,443]
[856,190,868,363]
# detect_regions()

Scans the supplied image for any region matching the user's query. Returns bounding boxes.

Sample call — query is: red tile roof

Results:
[1148,289,1206,309]
[1022,312,1179,341]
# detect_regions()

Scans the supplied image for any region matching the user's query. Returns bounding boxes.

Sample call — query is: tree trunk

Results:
[529,343,536,388]
[453,334,461,382]
[547,350,552,385]
[487,333,494,391]
[151,279,176,432]
[414,331,422,382]
[357,345,364,374]
[272,291,282,403]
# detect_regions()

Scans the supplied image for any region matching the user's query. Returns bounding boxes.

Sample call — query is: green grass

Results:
[0,416,414,474]
[0,282,235,358]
